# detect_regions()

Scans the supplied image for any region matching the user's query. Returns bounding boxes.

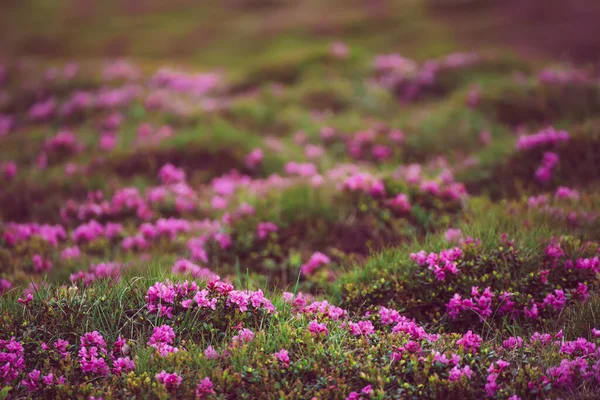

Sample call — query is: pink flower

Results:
[155,370,182,391]
[479,131,492,145]
[555,186,579,200]
[0,337,25,384]
[257,222,278,240]
[21,369,41,392]
[2,161,16,180]
[542,289,567,311]
[389,129,405,144]
[308,320,328,337]
[502,336,523,350]
[99,134,117,151]
[61,246,81,260]
[204,346,219,359]
[32,254,52,273]
[245,148,264,169]
[348,320,375,337]
[331,41,349,58]
[112,357,135,375]
[524,302,539,320]
[372,144,392,160]
[444,228,462,243]
[516,127,569,151]
[388,193,411,212]
[231,328,254,345]
[285,161,317,177]
[148,325,179,356]
[303,144,324,159]
[18,293,33,305]
[274,349,290,366]
[448,365,473,382]
[196,377,215,398]
[456,331,482,352]
[301,252,331,276]
[159,164,186,184]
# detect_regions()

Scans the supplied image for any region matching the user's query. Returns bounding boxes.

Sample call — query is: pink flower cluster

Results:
[346,384,373,400]
[347,320,375,337]
[289,297,348,321]
[145,279,275,319]
[21,370,65,392]
[0,337,25,385]
[78,331,109,375]
[285,161,318,177]
[379,307,433,341]
[158,163,186,184]
[534,151,559,183]
[301,251,331,276]
[2,161,16,180]
[196,377,215,398]
[148,325,179,356]
[245,148,264,169]
[155,370,182,391]
[274,349,290,366]
[343,172,385,197]
[44,130,83,156]
[70,262,124,285]
[257,222,278,240]
[447,286,495,320]
[455,330,483,352]
[72,220,123,243]
[3,223,67,247]
[231,328,255,346]
[308,320,328,336]
[516,127,569,151]
[171,259,216,280]
[410,247,463,281]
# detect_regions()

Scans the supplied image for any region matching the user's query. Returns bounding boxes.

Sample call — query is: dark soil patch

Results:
[97,145,250,181]
[479,83,600,127]
[0,181,89,223]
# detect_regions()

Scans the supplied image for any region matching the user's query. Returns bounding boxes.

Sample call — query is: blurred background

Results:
[1,0,599,68]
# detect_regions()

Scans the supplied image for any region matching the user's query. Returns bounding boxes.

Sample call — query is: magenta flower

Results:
[196,377,215,398]
[231,328,254,345]
[204,345,219,360]
[257,222,278,240]
[245,148,264,169]
[155,370,182,391]
[274,349,290,366]
[301,252,331,276]
[308,320,328,337]
[456,331,482,352]
[112,357,135,375]
[1,161,16,180]
[348,320,375,337]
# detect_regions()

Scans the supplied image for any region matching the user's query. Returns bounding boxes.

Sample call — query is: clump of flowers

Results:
[155,370,182,391]
[78,331,109,375]
[301,252,331,276]
[145,279,275,319]
[410,247,463,281]
[0,337,25,385]
[516,127,569,151]
[257,222,278,240]
[196,377,215,398]
[148,325,179,356]
[308,320,328,337]
[274,349,290,366]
